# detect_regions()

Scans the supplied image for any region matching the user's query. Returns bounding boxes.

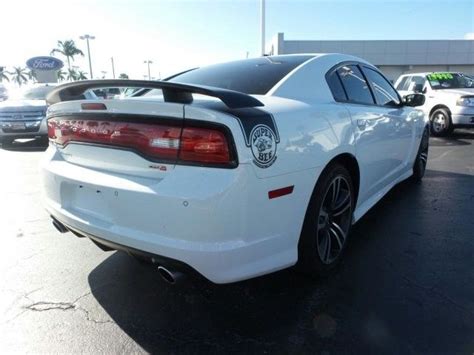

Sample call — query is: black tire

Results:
[430,108,453,137]
[297,163,354,275]
[411,127,429,182]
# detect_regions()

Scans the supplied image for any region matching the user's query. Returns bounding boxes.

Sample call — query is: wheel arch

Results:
[318,152,360,208]
[429,104,451,119]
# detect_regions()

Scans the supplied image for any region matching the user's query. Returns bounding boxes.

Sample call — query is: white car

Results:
[42,54,428,284]
[394,72,474,136]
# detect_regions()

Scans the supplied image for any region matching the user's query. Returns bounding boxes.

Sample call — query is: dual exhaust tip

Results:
[51,218,184,285]
[157,266,184,285]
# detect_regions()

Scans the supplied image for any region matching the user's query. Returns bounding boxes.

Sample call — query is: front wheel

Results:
[297,164,354,275]
[411,128,429,182]
[430,108,453,137]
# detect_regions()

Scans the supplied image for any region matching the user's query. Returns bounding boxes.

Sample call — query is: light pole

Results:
[80,34,95,79]
[260,0,265,56]
[144,60,153,80]
[111,57,116,79]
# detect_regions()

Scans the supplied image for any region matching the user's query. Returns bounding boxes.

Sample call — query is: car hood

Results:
[435,88,474,96]
[0,99,47,111]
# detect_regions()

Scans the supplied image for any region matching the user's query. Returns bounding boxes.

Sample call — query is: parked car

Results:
[43,54,428,284]
[394,72,474,136]
[0,84,56,145]
[0,83,8,101]
[0,84,97,145]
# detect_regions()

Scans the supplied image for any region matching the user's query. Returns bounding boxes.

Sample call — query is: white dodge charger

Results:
[42,54,428,284]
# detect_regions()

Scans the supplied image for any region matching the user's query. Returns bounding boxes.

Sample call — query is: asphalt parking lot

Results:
[1,132,473,354]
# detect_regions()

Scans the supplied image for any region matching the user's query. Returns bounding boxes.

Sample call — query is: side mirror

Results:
[403,93,425,107]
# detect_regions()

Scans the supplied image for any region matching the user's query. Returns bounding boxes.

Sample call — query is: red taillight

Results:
[179,127,230,163]
[48,118,235,167]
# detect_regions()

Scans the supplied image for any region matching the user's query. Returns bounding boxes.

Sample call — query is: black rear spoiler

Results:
[46,79,264,109]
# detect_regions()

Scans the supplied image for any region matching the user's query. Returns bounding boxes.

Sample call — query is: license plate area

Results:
[62,182,113,223]
[11,122,26,130]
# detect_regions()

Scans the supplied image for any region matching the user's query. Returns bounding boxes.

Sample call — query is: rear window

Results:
[169,55,314,95]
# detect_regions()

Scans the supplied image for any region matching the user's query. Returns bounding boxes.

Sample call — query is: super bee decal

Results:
[226,107,280,169]
[250,124,278,168]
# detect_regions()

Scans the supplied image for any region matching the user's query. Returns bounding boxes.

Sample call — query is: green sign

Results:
[427,73,454,81]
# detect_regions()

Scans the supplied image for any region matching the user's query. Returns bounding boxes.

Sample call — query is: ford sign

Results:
[26,56,64,71]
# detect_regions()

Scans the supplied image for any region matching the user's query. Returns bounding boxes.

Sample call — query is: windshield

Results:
[168,55,315,94]
[10,86,56,100]
[426,73,474,90]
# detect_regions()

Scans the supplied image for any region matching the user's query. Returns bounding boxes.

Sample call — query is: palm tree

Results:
[76,70,88,80]
[27,70,37,83]
[57,69,66,81]
[0,67,9,82]
[66,68,78,81]
[10,67,28,86]
[118,73,129,79]
[50,40,84,71]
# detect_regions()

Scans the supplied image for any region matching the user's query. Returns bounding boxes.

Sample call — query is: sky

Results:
[1,0,473,80]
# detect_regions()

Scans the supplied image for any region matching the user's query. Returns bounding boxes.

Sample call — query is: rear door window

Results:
[326,71,347,101]
[337,65,374,105]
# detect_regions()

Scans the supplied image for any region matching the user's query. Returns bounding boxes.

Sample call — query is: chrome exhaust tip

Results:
[51,218,69,233]
[157,266,183,285]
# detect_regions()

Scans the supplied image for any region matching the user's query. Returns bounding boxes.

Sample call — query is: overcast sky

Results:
[1,0,473,79]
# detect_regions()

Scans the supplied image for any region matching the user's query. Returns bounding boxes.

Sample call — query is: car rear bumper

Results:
[41,146,317,283]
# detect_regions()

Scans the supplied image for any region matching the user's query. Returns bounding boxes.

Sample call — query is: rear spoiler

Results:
[46,79,264,109]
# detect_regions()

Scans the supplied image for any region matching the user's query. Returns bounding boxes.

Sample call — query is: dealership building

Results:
[267,33,474,81]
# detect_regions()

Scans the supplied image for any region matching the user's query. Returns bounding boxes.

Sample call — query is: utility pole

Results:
[144,60,153,80]
[80,34,95,79]
[260,0,265,56]
[111,57,116,79]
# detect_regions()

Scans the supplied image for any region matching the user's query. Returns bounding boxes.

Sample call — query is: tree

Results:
[66,68,78,81]
[50,40,84,71]
[10,67,28,86]
[27,70,37,83]
[0,67,9,82]
[76,70,88,80]
[118,73,129,79]
[57,69,66,81]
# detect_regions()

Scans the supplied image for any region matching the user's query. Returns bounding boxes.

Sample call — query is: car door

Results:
[361,65,413,175]
[332,64,410,204]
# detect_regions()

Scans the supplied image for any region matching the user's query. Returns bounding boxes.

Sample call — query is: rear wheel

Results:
[430,108,453,137]
[297,164,354,275]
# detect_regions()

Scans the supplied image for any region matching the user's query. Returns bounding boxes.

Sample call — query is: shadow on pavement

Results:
[430,129,474,147]
[1,138,48,152]
[87,170,474,353]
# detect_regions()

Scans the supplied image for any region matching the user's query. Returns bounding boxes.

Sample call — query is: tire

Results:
[430,108,453,137]
[297,163,354,275]
[411,128,429,182]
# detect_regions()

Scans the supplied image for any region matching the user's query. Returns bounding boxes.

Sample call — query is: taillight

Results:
[180,127,230,163]
[48,118,236,167]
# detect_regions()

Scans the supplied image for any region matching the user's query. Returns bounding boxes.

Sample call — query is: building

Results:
[267,33,474,81]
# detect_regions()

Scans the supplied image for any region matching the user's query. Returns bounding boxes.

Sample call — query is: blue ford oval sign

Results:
[26,56,64,71]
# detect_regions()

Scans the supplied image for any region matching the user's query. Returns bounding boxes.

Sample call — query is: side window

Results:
[362,67,401,106]
[408,76,426,93]
[396,76,408,90]
[337,65,374,105]
[326,71,347,101]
